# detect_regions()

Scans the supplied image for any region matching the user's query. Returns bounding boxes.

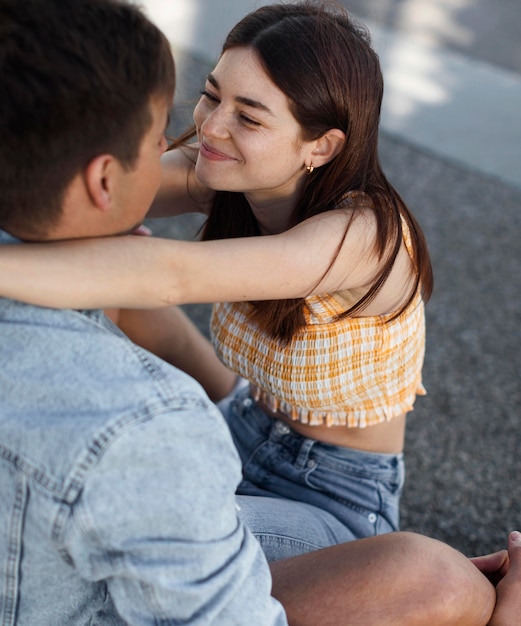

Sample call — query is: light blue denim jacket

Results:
[0,230,287,625]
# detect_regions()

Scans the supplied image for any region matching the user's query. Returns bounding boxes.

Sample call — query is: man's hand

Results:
[472,531,521,626]
[471,548,509,586]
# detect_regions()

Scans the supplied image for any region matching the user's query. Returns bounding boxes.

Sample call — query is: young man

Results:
[0,0,518,624]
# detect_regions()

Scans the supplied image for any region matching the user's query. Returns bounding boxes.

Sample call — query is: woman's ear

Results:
[83,154,116,212]
[310,129,346,168]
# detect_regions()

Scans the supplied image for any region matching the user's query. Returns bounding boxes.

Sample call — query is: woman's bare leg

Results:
[270,532,496,626]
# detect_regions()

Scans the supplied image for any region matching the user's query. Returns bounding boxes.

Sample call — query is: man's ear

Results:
[309,129,346,168]
[83,154,117,212]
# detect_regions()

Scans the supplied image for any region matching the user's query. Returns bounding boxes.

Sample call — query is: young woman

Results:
[0,1,432,553]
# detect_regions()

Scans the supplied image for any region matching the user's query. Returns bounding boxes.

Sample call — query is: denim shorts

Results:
[219,387,405,559]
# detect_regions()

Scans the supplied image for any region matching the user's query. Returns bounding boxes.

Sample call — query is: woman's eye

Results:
[200,89,219,103]
[239,113,261,127]
[199,89,261,127]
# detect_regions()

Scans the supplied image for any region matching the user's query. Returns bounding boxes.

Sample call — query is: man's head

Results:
[0,0,175,239]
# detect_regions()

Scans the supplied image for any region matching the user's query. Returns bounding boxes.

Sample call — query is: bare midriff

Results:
[256,400,407,454]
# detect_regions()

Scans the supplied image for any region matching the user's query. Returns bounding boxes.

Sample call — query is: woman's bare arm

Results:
[112,305,236,402]
[0,209,411,312]
[148,145,214,218]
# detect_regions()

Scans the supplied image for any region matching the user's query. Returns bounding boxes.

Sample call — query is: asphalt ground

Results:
[141,1,521,558]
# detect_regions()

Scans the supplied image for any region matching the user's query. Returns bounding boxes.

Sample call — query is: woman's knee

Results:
[395,532,496,626]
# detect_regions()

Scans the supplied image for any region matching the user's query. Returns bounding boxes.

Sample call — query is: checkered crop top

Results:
[210,222,426,429]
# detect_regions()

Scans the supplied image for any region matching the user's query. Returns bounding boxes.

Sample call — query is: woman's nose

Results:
[199,106,230,139]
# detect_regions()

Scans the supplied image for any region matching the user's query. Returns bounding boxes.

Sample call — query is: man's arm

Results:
[270,532,496,626]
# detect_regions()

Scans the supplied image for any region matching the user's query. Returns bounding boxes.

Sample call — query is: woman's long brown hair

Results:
[173,1,433,343]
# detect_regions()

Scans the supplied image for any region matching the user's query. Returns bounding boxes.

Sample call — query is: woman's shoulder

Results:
[297,192,376,233]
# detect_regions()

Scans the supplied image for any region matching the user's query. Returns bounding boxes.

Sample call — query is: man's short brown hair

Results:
[0,0,175,236]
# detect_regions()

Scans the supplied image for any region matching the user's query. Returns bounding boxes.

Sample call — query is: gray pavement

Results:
[142,0,521,557]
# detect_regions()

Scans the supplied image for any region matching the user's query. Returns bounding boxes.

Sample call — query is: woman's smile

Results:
[199,141,237,162]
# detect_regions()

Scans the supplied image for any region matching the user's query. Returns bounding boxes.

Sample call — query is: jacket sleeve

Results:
[64,404,288,626]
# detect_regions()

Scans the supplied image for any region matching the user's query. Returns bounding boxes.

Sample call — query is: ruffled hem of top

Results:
[250,383,426,429]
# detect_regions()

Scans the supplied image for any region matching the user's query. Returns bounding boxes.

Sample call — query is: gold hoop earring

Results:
[306,164,314,175]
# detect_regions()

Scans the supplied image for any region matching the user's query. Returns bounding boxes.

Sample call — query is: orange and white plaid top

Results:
[211,227,426,429]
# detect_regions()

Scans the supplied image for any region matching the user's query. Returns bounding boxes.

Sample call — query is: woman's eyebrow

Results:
[207,73,274,116]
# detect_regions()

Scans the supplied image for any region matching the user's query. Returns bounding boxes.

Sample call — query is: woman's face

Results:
[193,47,315,205]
